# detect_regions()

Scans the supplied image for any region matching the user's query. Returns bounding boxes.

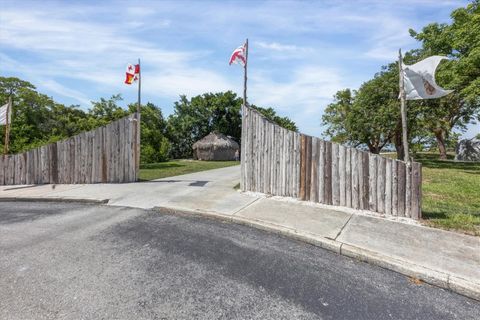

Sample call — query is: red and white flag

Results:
[125,63,140,85]
[229,42,247,66]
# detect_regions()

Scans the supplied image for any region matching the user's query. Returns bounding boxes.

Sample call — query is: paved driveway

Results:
[1,202,479,319]
[0,165,256,213]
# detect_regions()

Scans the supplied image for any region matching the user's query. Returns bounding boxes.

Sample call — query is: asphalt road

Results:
[0,202,479,320]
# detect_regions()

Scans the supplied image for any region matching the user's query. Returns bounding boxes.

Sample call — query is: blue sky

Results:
[1,0,477,138]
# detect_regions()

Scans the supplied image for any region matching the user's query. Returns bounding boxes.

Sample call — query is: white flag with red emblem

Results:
[229,42,247,66]
[125,63,140,85]
[402,56,453,100]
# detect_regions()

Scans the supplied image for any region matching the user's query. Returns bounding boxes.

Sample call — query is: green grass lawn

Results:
[414,153,480,236]
[139,160,240,181]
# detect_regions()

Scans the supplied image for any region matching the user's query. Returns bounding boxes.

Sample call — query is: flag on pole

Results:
[0,102,11,125]
[125,63,140,85]
[402,56,453,100]
[229,42,247,66]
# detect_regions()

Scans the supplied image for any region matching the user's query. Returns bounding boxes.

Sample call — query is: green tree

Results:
[251,106,298,131]
[408,0,480,159]
[0,77,91,153]
[167,91,297,159]
[128,102,170,163]
[88,94,129,126]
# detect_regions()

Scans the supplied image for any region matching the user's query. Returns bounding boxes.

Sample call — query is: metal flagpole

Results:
[398,49,412,218]
[398,49,410,164]
[134,58,141,180]
[240,39,248,191]
[137,58,141,116]
[243,38,248,107]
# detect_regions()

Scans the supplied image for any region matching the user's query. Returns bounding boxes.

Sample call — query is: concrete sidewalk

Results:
[0,165,479,300]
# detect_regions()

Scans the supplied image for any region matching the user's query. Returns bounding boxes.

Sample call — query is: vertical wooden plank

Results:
[351,149,359,209]
[405,165,412,218]
[247,107,254,192]
[82,132,89,183]
[6,155,14,185]
[13,154,19,185]
[91,129,98,183]
[19,153,25,184]
[101,126,108,183]
[42,145,49,184]
[108,123,115,183]
[289,129,294,197]
[0,155,6,185]
[277,126,282,196]
[69,137,76,184]
[392,160,398,216]
[252,114,258,192]
[305,136,312,201]
[30,149,34,184]
[120,119,126,183]
[376,156,386,214]
[0,155,4,185]
[266,118,271,194]
[318,140,325,204]
[31,148,36,184]
[282,128,288,196]
[385,159,392,215]
[345,148,352,208]
[50,143,58,184]
[361,152,370,210]
[294,132,301,198]
[339,145,346,207]
[56,141,62,184]
[310,137,319,202]
[129,116,136,182]
[331,143,340,205]
[286,130,292,197]
[299,135,306,200]
[397,161,406,217]
[285,130,291,196]
[271,124,277,195]
[251,113,256,193]
[5,155,9,185]
[240,106,246,191]
[74,135,80,183]
[262,119,268,194]
[411,161,422,219]
[324,141,332,205]
[115,120,122,183]
[368,153,377,212]
[61,140,67,184]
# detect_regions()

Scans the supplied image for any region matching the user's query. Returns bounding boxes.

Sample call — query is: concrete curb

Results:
[0,197,109,204]
[153,205,480,302]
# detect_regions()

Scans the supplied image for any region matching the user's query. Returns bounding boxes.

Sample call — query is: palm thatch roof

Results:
[193,132,239,151]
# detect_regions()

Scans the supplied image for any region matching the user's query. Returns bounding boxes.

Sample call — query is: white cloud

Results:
[255,41,310,52]
[0,0,467,137]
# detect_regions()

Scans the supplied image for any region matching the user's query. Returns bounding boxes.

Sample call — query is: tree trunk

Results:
[394,131,404,160]
[433,128,448,160]
[367,142,381,154]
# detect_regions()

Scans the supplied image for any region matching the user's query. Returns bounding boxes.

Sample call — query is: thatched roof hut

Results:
[193,132,240,161]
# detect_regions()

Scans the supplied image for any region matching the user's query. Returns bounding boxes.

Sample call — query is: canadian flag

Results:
[229,42,247,66]
[125,63,140,85]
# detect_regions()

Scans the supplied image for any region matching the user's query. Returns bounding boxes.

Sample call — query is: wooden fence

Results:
[0,113,140,185]
[241,106,422,219]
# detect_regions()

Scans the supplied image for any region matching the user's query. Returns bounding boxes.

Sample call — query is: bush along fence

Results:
[0,113,140,185]
[240,106,422,219]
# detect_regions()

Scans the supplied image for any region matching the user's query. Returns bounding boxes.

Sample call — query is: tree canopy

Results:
[166,91,297,159]
[322,1,480,159]
[0,77,296,162]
